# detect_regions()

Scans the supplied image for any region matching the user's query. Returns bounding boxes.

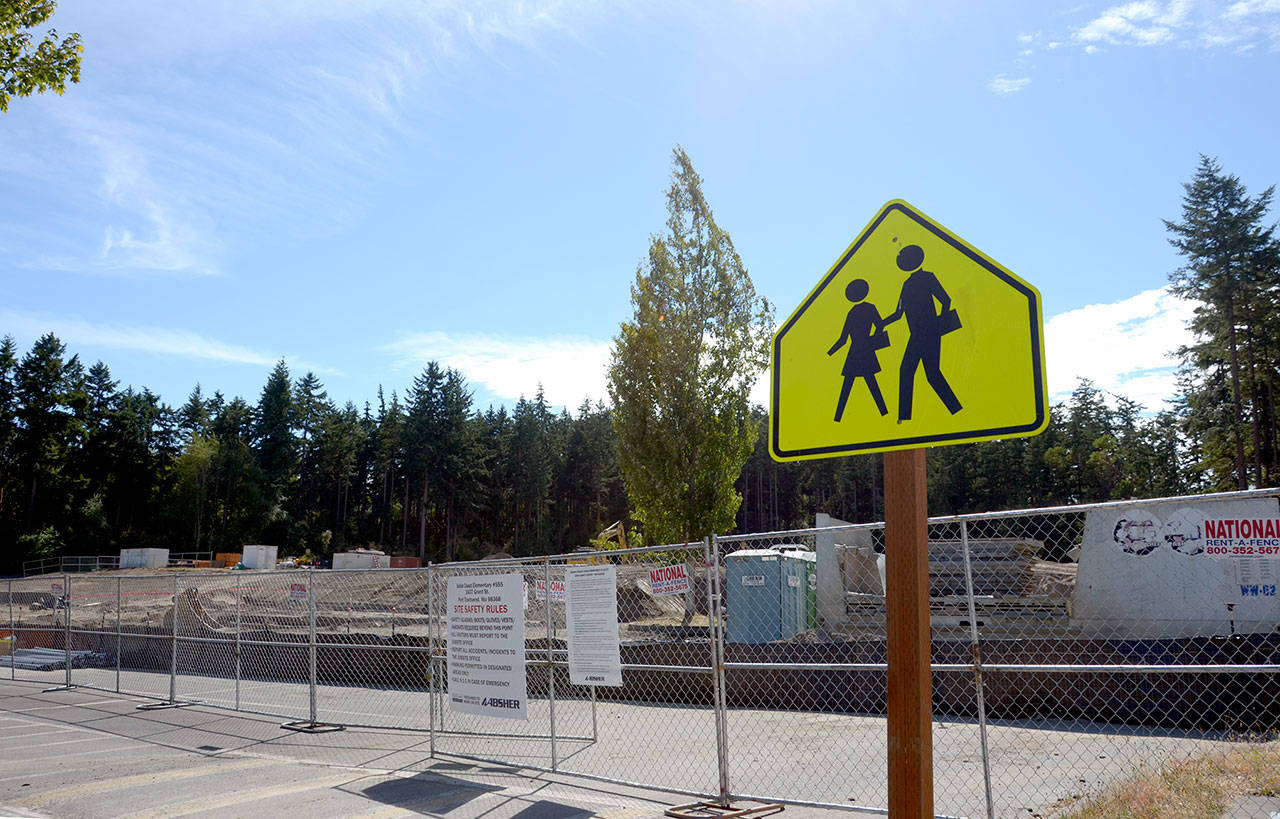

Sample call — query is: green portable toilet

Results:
[780,549,817,633]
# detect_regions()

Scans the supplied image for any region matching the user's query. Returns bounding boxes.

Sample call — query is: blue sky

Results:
[3,0,1278,415]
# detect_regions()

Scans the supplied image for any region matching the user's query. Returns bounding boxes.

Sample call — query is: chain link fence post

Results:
[308,568,318,726]
[545,555,558,772]
[169,573,178,705]
[959,520,995,819]
[710,534,731,806]
[590,681,598,742]
[116,575,122,693]
[63,574,72,689]
[8,578,14,681]
[428,563,436,757]
[234,576,242,711]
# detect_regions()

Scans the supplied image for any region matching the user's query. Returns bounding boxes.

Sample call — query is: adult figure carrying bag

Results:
[881,244,963,422]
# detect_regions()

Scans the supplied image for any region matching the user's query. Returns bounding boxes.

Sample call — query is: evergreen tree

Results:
[209,397,267,551]
[314,401,362,551]
[1166,156,1280,489]
[373,389,406,549]
[405,363,445,559]
[0,336,19,528]
[473,405,515,552]
[253,360,297,542]
[13,333,82,537]
[510,390,555,554]
[177,384,210,440]
[435,369,477,561]
[291,371,331,548]
[555,399,627,550]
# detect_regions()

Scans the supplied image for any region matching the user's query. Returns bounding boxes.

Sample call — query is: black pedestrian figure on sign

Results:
[882,244,963,422]
[828,278,889,421]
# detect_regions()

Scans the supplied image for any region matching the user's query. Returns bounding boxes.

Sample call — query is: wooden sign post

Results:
[884,448,932,817]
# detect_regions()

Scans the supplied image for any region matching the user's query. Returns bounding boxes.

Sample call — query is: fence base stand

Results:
[664,800,784,819]
[281,720,345,734]
[136,701,195,711]
[41,685,74,693]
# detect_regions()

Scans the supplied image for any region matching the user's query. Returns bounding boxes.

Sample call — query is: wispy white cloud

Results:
[0,309,337,374]
[1076,0,1189,46]
[1045,287,1196,410]
[381,331,613,408]
[1072,0,1280,49]
[995,1,1280,91]
[0,1,611,278]
[1227,0,1280,18]
[987,74,1032,95]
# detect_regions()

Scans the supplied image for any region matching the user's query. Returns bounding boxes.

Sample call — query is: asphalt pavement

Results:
[0,680,875,819]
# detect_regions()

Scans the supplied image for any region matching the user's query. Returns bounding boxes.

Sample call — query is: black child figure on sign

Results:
[881,244,963,422]
[828,278,890,421]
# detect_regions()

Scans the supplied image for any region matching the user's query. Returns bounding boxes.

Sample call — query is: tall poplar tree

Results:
[608,147,774,546]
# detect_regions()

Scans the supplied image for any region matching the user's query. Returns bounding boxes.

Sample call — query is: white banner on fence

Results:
[534,578,565,602]
[446,574,527,719]
[648,564,689,597]
[1073,494,1280,637]
[565,565,622,687]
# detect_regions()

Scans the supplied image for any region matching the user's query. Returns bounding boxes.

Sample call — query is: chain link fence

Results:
[3,488,1279,817]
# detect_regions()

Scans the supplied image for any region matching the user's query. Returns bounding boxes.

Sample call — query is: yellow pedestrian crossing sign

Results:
[770,200,1048,461]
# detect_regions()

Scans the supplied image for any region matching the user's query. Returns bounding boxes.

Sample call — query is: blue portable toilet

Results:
[726,548,817,643]
[726,549,783,643]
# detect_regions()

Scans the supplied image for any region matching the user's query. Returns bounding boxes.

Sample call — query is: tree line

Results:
[0,342,637,572]
[0,337,1210,574]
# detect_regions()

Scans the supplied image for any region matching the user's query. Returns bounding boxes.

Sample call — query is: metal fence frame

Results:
[22,552,216,576]
[3,488,1280,818]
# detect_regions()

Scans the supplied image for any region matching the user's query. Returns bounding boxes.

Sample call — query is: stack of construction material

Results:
[0,647,112,671]
[926,539,1069,599]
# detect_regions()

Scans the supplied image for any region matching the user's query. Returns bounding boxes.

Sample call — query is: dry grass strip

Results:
[1065,740,1280,819]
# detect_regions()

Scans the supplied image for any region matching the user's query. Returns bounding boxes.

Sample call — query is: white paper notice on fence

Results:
[565,565,622,687]
[648,564,689,597]
[446,574,527,720]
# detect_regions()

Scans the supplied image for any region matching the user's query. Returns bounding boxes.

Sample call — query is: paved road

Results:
[0,680,879,819]
[0,672,1253,818]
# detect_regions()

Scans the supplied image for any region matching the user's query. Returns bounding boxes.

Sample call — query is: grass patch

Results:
[1065,740,1280,819]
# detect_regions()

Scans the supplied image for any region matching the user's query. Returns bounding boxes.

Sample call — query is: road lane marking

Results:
[124,772,364,818]
[14,758,261,807]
